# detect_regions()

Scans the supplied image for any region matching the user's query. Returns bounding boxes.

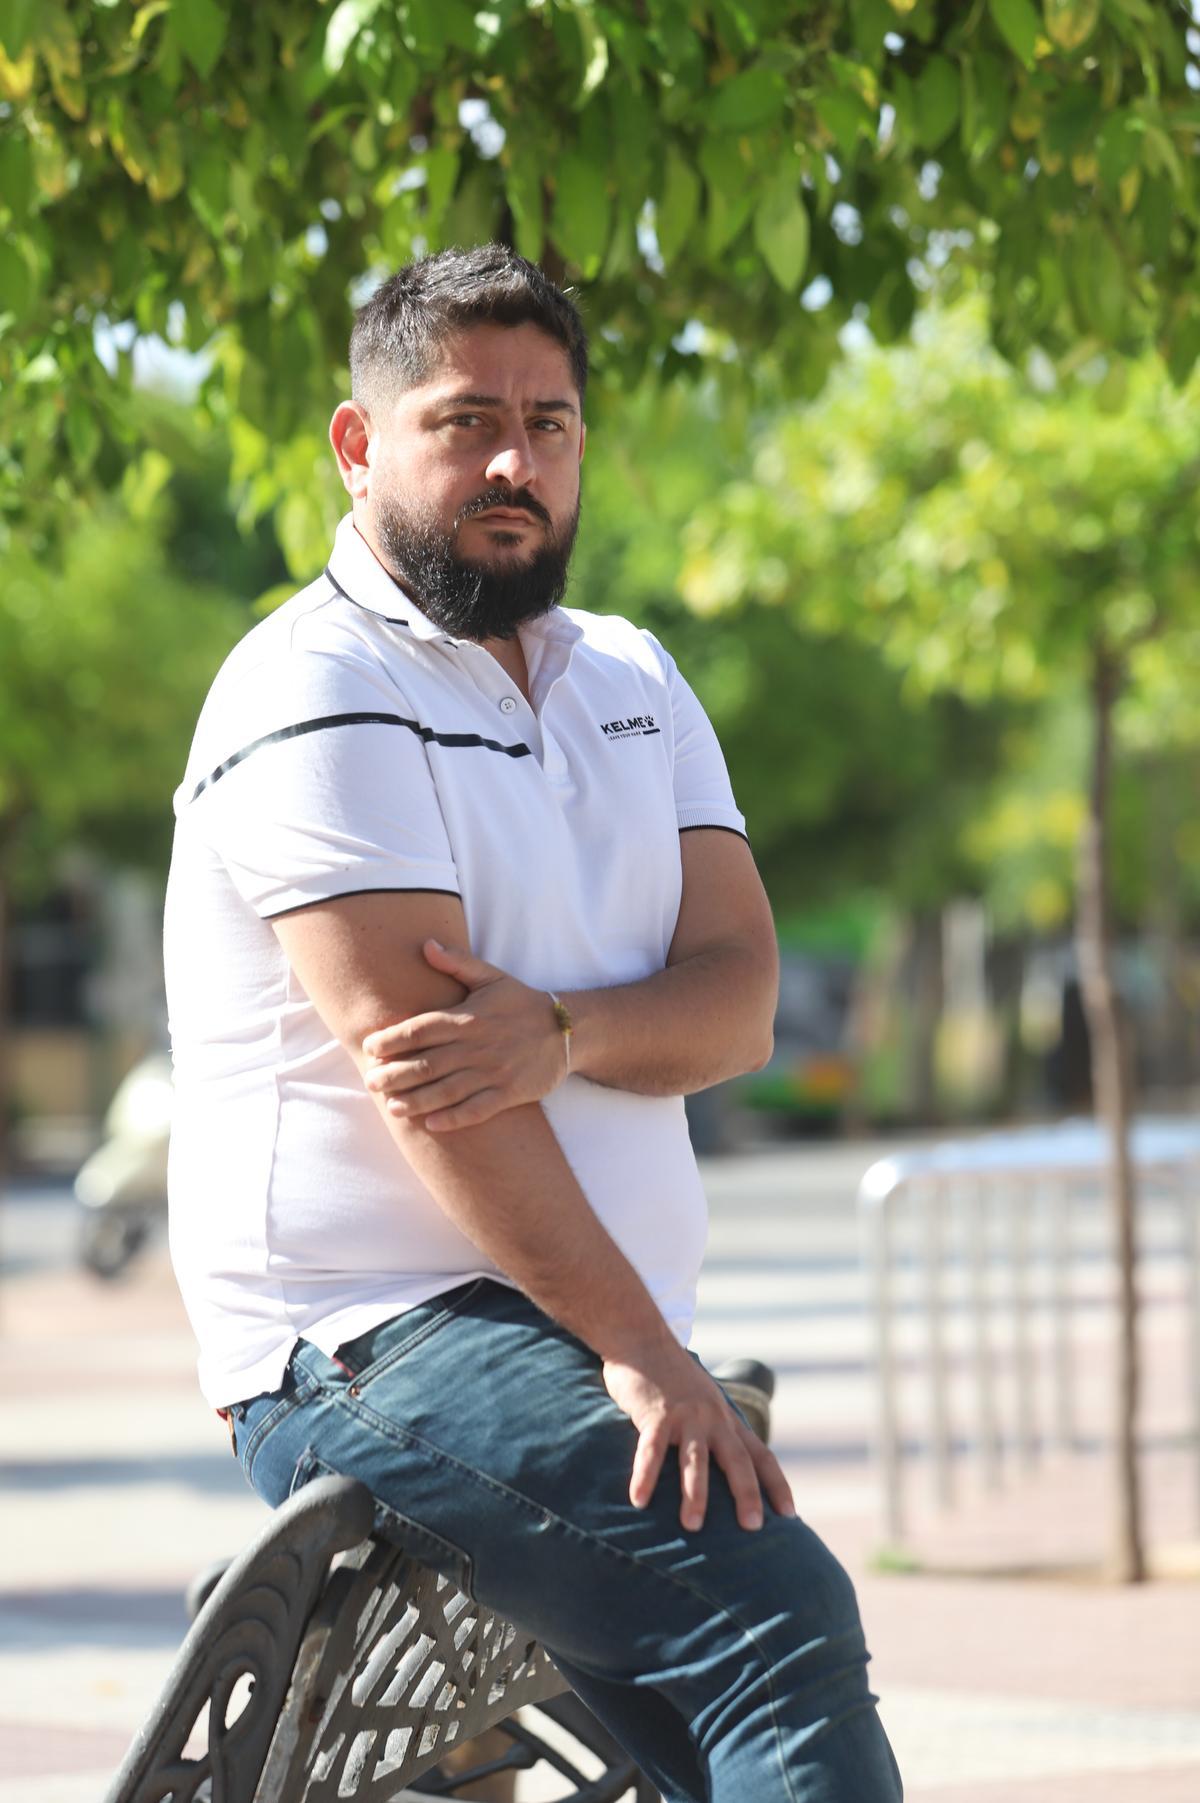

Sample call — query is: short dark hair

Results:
[350,245,588,412]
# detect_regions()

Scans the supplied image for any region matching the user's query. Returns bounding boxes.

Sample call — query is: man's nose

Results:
[484,433,537,491]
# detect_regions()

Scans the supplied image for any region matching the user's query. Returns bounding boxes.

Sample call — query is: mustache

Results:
[455,488,553,528]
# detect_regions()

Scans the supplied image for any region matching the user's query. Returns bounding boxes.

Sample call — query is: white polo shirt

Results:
[165,514,746,1407]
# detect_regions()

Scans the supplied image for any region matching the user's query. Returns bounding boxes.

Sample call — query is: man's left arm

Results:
[564,825,777,1091]
[363,827,778,1129]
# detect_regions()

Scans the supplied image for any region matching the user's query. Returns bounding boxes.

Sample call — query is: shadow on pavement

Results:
[1,1584,189,1648]
[1,1451,253,1495]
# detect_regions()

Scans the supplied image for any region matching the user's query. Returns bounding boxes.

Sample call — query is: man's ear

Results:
[578,419,586,465]
[330,401,372,500]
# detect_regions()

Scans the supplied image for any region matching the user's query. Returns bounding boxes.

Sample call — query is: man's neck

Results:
[478,632,531,702]
[352,514,533,700]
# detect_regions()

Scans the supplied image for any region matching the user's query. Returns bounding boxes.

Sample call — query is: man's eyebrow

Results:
[433,391,579,416]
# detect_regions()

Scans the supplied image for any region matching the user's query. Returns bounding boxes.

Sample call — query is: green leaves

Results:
[145,121,185,200]
[0,496,251,881]
[1043,0,1100,53]
[168,0,228,78]
[692,297,1200,781]
[1163,302,1200,388]
[504,142,545,264]
[707,63,787,132]
[64,395,100,469]
[1065,220,1126,339]
[0,233,38,322]
[38,3,85,119]
[0,0,1195,525]
[754,169,809,293]
[959,50,1008,160]
[0,0,37,58]
[551,149,610,276]
[989,0,1043,69]
[912,55,960,149]
[814,90,870,162]
[1042,84,1100,159]
[188,143,231,235]
[0,130,33,219]
[322,0,381,78]
[656,145,701,265]
[699,134,754,256]
[423,145,461,234]
[573,4,608,108]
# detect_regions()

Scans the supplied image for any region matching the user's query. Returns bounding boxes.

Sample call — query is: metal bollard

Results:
[857,1120,1200,1550]
[966,1178,1002,1493]
[923,1177,954,1510]
[1183,1161,1200,1533]
[1048,1178,1075,1452]
[1008,1180,1037,1474]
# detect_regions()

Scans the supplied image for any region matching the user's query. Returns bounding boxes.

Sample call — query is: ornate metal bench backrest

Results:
[260,1522,567,1799]
[103,1475,566,1803]
[105,1364,771,1802]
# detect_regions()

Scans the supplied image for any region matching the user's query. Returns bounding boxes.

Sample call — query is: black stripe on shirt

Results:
[191,711,532,801]
[323,563,415,629]
[264,886,462,922]
[679,822,750,844]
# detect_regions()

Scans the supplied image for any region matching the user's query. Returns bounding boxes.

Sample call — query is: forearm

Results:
[388,1092,793,1536]
[564,942,776,1096]
[386,1095,672,1363]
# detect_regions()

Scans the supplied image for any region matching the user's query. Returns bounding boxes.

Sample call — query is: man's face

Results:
[364,322,584,641]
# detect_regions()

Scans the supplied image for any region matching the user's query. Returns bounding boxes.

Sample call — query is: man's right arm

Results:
[272,889,793,1533]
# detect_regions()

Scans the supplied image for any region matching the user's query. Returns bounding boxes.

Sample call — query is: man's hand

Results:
[362,939,567,1130]
[602,1341,796,1534]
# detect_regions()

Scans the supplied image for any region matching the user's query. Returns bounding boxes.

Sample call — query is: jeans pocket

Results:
[333,1278,489,1388]
[289,1447,477,1599]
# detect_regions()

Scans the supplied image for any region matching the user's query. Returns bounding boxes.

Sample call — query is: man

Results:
[164,245,902,1801]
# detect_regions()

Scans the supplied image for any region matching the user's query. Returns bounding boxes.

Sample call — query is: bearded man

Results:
[164,245,902,1803]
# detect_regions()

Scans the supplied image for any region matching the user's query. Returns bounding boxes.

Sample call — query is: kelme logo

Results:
[599,714,660,740]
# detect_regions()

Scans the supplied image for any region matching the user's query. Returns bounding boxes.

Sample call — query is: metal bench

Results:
[104,1362,773,1803]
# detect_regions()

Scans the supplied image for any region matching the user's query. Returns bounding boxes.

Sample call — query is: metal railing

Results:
[856,1118,1200,1545]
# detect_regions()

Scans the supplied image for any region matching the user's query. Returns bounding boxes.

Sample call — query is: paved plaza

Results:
[3,1140,1199,1800]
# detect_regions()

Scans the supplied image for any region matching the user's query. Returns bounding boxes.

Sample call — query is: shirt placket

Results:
[453,643,545,767]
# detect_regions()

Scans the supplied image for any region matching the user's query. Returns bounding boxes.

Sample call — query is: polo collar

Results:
[326,514,454,643]
[325,512,584,651]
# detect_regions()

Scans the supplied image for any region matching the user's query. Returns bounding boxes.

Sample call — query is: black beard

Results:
[374,486,580,641]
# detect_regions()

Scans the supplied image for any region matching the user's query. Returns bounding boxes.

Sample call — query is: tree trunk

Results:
[0,865,11,1338]
[908,909,945,1124]
[0,867,10,1188]
[1144,758,1192,1099]
[1075,645,1144,1583]
[985,931,1027,1118]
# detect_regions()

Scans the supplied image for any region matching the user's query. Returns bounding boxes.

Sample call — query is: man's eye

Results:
[533,418,565,432]
[448,414,483,427]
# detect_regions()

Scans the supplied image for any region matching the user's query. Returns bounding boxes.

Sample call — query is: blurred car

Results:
[735,952,857,1130]
[684,951,859,1152]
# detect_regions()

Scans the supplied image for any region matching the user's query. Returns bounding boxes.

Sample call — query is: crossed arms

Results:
[272,827,792,1532]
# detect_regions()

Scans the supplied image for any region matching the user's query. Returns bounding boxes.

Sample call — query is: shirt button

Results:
[499,696,518,714]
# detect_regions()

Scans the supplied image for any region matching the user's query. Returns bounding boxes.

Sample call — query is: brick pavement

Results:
[4,1213,1200,1801]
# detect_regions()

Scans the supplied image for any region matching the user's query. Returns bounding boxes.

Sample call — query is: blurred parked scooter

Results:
[75,1052,172,1278]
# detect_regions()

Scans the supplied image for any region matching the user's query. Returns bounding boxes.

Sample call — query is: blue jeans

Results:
[233,1278,902,1803]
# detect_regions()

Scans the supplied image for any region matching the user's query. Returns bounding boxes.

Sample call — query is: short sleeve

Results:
[640,632,747,840]
[180,650,460,919]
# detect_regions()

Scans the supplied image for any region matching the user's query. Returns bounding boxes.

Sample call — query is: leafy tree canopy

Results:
[681,301,1200,693]
[571,379,1018,913]
[2,0,1198,544]
[680,300,1200,923]
[0,399,279,891]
